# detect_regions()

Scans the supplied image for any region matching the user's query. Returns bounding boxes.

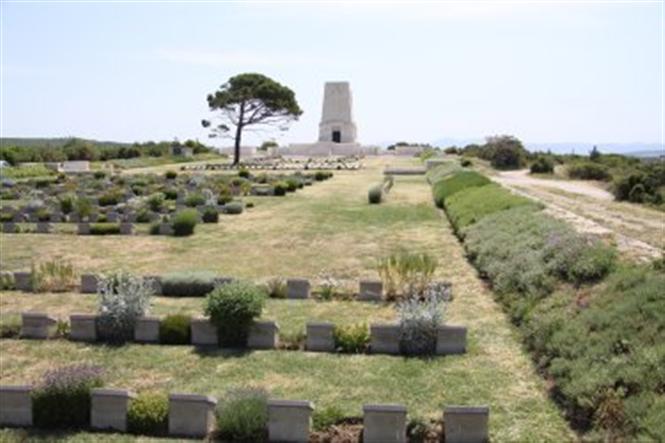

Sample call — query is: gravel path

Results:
[492,169,664,262]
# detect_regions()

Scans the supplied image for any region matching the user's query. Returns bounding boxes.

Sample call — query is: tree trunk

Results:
[234,123,242,166]
[233,101,245,166]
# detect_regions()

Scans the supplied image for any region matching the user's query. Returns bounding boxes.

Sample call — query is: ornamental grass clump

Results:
[32,364,104,429]
[97,272,154,343]
[204,280,266,346]
[397,291,447,356]
[216,387,269,442]
[333,323,370,353]
[377,251,438,301]
[31,259,78,293]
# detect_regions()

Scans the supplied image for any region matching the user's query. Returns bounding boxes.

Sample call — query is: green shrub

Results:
[523,265,665,437]
[333,323,369,353]
[204,280,266,346]
[202,207,219,223]
[218,193,233,204]
[161,271,217,297]
[273,181,288,196]
[530,156,555,174]
[59,194,76,214]
[215,388,268,442]
[568,162,611,181]
[93,171,107,180]
[89,223,121,235]
[285,178,299,192]
[32,364,104,428]
[445,184,538,232]
[460,158,472,167]
[149,222,160,235]
[162,188,177,200]
[0,271,15,290]
[98,191,122,206]
[224,202,244,215]
[543,233,616,285]
[314,171,333,181]
[35,208,51,222]
[185,193,206,207]
[96,272,153,343]
[368,184,383,204]
[0,315,21,338]
[431,171,490,208]
[313,405,346,431]
[164,170,177,180]
[159,314,192,344]
[146,193,165,212]
[127,392,168,435]
[136,209,152,223]
[171,209,198,237]
[238,168,250,178]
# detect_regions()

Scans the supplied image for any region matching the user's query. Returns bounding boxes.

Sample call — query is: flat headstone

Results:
[306,322,335,352]
[36,222,53,234]
[80,274,99,293]
[119,223,134,235]
[436,325,467,355]
[20,312,57,339]
[247,320,279,349]
[91,388,136,432]
[363,404,407,443]
[287,278,310,299]
[2,222,17,233]
[158,223,173,236]
[267,399,314,443]
[0,385,32,426]
[13,272,32,292]
[370,324,401,355]
[134,316,160,343]
[69,314,97,342]
[77,222,90,235]
[190,318,218,346]
[443,406,490,443]
[358,280,383,301]
[168,393,217,437]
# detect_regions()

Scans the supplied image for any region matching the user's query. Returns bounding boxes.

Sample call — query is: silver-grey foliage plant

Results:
[97,272,154,343]
[397,286,448,356]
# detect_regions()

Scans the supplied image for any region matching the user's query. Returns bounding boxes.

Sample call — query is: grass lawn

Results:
[0,157,574,441]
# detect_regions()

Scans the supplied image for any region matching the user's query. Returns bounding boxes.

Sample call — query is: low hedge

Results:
[445,183,538,232]
[171,209,198,236]
[89,223,121,235]
[431,170,490,208]
[127,392,168,435]
[160,271,217,297]
[159,314,191,344]
[368,185,383,204]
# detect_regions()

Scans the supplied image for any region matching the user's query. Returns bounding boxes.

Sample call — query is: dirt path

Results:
[493,169,664,262]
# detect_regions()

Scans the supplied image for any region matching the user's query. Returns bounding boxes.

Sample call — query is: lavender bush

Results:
[397,290,448,356]
[32,364,104,428]
[97,271,154,343]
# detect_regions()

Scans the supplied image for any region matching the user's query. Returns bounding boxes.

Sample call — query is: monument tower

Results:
[318,82,357,144]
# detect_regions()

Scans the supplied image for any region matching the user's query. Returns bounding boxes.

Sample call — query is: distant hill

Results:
[0,137,132,149]
[429,137,662,157]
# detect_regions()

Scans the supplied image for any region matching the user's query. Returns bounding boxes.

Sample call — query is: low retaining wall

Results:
[15,313,467,356]
[0,385,489,442]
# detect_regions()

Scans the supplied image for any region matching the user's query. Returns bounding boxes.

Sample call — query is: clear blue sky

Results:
[1,1,662,148]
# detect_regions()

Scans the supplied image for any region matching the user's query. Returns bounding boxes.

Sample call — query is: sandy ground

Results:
[493,169,664,262]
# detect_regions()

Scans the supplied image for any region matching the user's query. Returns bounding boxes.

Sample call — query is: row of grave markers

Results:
[0,384,488,443]
[19,312,467,355]
[11,272,396,301]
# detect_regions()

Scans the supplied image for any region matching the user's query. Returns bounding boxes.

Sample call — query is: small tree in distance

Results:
[202,73,302,165]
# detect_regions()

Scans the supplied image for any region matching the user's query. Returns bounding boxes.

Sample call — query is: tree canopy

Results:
[202,73,302,165]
